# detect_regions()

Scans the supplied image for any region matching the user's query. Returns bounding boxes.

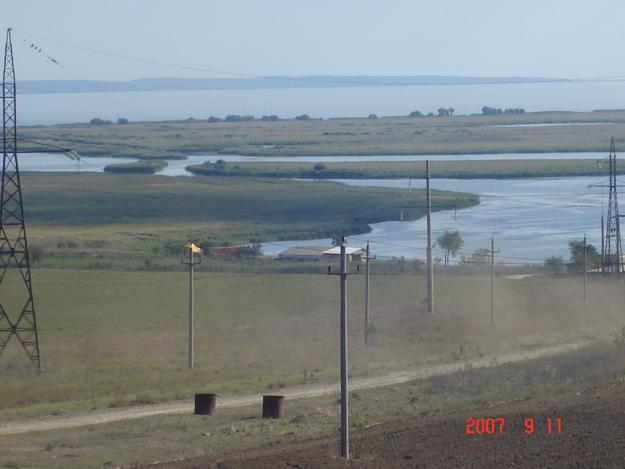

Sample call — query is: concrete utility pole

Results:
[183,242,201,369]
[329,240,349,458]
[426,161,434,313]
[490,236,498,326]
[364,242,376,346]
[339,242,349,458]
[583,235,587,313]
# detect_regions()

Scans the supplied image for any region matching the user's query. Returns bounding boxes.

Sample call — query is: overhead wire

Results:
[15,28,606,91]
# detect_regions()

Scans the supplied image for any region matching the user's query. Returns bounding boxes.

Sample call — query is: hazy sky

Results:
[3,0,625,81]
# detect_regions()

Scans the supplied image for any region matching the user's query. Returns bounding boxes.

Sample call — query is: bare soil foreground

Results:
[155,379,625,468]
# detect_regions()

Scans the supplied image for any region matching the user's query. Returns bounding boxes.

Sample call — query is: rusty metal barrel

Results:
[262,395,284,419]
[194,393,218,415]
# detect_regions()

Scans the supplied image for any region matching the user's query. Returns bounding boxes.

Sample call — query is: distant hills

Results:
[17,75,569,94]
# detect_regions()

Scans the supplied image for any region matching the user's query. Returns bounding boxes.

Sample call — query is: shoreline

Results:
[187,158,624,180]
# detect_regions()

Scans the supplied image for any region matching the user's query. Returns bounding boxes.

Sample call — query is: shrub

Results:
[504,108,526,115]
[90,117,112,125]
[482,106,504,116]
[545,255,566,275]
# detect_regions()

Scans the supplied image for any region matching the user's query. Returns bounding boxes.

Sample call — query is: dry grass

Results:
[20,110,625,159]
[1,341,623,469]
[190,158,625,179]
[0,269,623,420]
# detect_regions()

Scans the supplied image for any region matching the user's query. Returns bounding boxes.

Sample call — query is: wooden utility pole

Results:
[183,242,201,369]
[188,247,194,369]
[490,236,497,326]
[583,235,587,312]
[364,242,375,346]
[601,216,605,275]
[426,161,434,313]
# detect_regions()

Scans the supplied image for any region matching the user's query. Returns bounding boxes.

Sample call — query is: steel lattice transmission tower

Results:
[0,28,41,370]
[603,137,623,274]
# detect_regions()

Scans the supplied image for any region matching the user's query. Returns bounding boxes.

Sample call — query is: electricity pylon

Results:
[604,137,623,274]
[0,29,42,370]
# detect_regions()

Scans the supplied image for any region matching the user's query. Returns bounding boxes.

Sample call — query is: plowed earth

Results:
[154,380,625,468]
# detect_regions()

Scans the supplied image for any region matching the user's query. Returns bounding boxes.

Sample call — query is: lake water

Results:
[18,153,211,176]
[262,177,612,264]
[18,80,625,125]
[17,152,615,263]
[19,153,137,172]
[18,151,611,177]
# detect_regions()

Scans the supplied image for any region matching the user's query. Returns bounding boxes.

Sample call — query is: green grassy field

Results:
[1,268,623,421]
[188,158,625,179]
[103,159,168,174]
[19,110,625,159]
[18,172,475,269]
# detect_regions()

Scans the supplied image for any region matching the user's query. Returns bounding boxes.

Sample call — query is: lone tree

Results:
[436,231,464,267]
[568,239,600,272]
[437,230,464,267]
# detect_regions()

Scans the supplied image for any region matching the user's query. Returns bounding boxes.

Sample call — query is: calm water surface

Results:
[18,154,614,263]
[262,177,612,263]
[18,80,625,125]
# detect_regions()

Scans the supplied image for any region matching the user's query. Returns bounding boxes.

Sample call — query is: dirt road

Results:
[173,377,625,468]
[0,341,589,436]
